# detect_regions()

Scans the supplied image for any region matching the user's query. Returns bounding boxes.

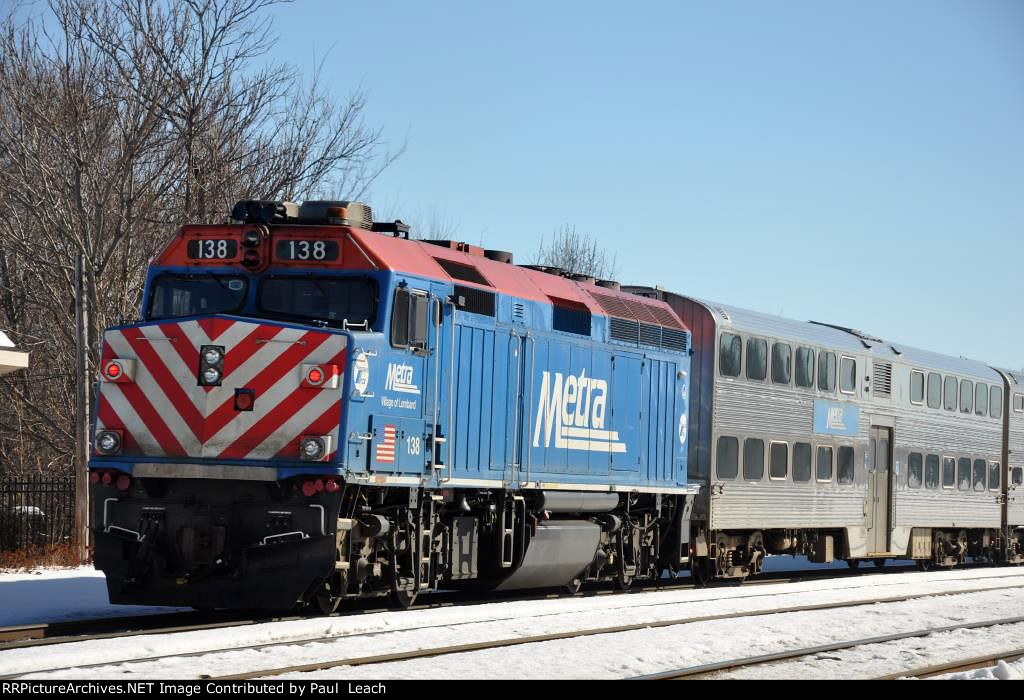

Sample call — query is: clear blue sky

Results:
[268,1,1022,369]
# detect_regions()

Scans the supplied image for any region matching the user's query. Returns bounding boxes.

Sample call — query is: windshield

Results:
[258,276,377,328]
[148,273,247,320]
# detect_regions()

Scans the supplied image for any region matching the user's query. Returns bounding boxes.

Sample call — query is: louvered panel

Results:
[872,361,893,398]
[609,317,639,344]
[662,328,689,353]
[639,322,661,348]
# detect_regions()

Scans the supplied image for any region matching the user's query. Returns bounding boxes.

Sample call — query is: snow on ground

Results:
[6,567,1024,680]
[0,567,187,626]
[935,658,1024,680]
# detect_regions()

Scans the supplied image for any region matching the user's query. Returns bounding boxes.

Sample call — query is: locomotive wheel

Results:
[312,582,342,615]
[390,586,418,609]
[846,559,860,569]
[872,558,886,568]
[916,559,933,572]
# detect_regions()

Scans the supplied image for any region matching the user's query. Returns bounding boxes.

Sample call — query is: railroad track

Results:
[876,649,1024,680]
[6,570,1023,680]
[0,563,920,650]
[631,616,1024,679]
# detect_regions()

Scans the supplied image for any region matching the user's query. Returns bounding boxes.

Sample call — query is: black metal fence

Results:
[0,477,76,552]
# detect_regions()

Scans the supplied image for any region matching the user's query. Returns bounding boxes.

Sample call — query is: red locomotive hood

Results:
[95,316,347,462]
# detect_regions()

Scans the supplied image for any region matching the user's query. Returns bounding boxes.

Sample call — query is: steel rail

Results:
[631,615,1024,680]
[874,649,1024,680]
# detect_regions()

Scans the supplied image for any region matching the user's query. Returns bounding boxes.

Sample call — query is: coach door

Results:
[867,426,893,553]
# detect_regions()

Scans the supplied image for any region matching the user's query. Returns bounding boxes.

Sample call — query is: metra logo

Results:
[532,370,626,453]
[827,407,847,431]
[385,363,420,395]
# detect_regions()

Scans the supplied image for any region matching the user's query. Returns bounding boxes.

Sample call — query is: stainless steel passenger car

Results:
[627,288,1017,579]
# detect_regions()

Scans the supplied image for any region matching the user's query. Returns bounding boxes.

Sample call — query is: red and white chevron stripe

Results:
[95,317,346,462]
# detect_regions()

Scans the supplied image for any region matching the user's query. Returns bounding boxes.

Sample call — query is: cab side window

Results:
[391,288,429,351]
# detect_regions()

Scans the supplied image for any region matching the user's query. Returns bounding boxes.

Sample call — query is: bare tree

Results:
[533,224,618,280]
[0,0,397,476]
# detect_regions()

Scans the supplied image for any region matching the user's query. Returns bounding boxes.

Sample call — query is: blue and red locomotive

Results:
[90,201,696,611]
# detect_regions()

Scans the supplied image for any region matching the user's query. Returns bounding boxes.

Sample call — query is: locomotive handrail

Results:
[520,332,536,488]
[132,336,177,342]
[255,338,307,346]
[440,295,457,483]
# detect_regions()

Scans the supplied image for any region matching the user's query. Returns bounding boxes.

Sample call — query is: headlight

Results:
[300,436,327,461]
[203,347,223,365]
[202,366,221,385]
[95,431,122,455]
[198,345,225,386]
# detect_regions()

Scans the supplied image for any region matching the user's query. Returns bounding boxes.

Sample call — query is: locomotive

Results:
[89,201,696,611]
[89,200,1024,612]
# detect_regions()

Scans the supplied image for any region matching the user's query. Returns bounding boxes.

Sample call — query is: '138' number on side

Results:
[287,240,327,260]
[406,436,421,456]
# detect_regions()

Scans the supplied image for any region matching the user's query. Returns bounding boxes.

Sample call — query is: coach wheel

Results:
[872,558,886,568]
[846,559,860,569]
[563,577,582,595]
[916,559,933,572]
[691,558,711,587]
[615,571,634,592]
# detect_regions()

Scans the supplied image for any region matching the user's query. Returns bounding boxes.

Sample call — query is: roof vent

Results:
[595,279,620,291]
[230,200,299,224]
[425,240,485,257]
[571,274,596,284]
[297,201,373,229]
[484,249,514,264]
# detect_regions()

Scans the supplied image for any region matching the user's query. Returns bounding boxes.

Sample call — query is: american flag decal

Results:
[375,424,397,463]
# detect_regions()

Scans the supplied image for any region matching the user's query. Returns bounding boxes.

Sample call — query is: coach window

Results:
[796,347,815,388]
[958,458,972,491]
[1016,394,1024,413]
[1014,468,1023,487]
[793,443,812,482]
[840,357,856,394]
[973,459,987,492]
[990,462,1001,491]
[926,373,941,409]
[975,383,988,417]
[925,454,940,490]
[818,351,837,392]
[837,446,855,484]
[769,442,788,480]
[743,438,765,480]
[716,436,739,479]
[960,379,973,414]
[943,376,958,411]
[816,446,833,482]
[719,333,742,378]
[942,457,956,488]
[772,343,792,384]
[907,453,923,488]
[746,338,768,381]
[910,370,925,405]
[990,386,1003,419]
